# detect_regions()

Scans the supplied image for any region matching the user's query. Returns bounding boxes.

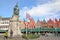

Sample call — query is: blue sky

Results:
[0,0,60,22]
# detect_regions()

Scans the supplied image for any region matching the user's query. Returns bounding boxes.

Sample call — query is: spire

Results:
[55,18,58,22]
[13,2,19,16]
[37,19,40,23]
[43,19,46,23]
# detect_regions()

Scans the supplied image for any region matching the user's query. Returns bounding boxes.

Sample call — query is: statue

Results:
[14,3,19,16]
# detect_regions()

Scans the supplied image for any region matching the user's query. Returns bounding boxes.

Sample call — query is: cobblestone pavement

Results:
[0,36,60,40]
[31,36,60,40]
[0,36,25,40]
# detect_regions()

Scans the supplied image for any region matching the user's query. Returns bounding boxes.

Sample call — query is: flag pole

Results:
[26,12,30,36]
[26,21,27,37]
[26,12,27,37]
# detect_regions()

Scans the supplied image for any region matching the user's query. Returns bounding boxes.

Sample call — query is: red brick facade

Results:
[47,19,55,28]
[22,18,60,29]
[57,22,60,28]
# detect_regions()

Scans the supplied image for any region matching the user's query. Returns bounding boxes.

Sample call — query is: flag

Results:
[26,12,30,19]
[29,18,36,28]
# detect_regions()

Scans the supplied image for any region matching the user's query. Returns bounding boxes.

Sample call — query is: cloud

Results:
[20,0,60,21]
[28,0,60,16]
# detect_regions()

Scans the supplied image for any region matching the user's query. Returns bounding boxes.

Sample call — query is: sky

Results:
[0,0,60,22]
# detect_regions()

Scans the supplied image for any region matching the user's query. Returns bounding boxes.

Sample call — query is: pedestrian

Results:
[10,30,13,37]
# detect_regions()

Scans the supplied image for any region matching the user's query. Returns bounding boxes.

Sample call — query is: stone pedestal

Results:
[8,21,22,37]
[8,15,22,37]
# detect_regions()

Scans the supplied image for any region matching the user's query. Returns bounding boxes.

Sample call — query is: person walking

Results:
[10,30,13,37]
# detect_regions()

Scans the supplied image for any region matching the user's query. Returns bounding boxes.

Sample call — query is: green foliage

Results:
[22,34,40,39]
[4,31,8,37]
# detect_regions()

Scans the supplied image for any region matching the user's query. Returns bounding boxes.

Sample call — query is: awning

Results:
[0,30,7,32]
[21,28,60,32]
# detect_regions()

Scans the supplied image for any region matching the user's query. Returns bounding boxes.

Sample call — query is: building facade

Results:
[0,17,10,31]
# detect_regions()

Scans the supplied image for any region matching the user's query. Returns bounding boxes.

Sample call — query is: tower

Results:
[8,3,22,37]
